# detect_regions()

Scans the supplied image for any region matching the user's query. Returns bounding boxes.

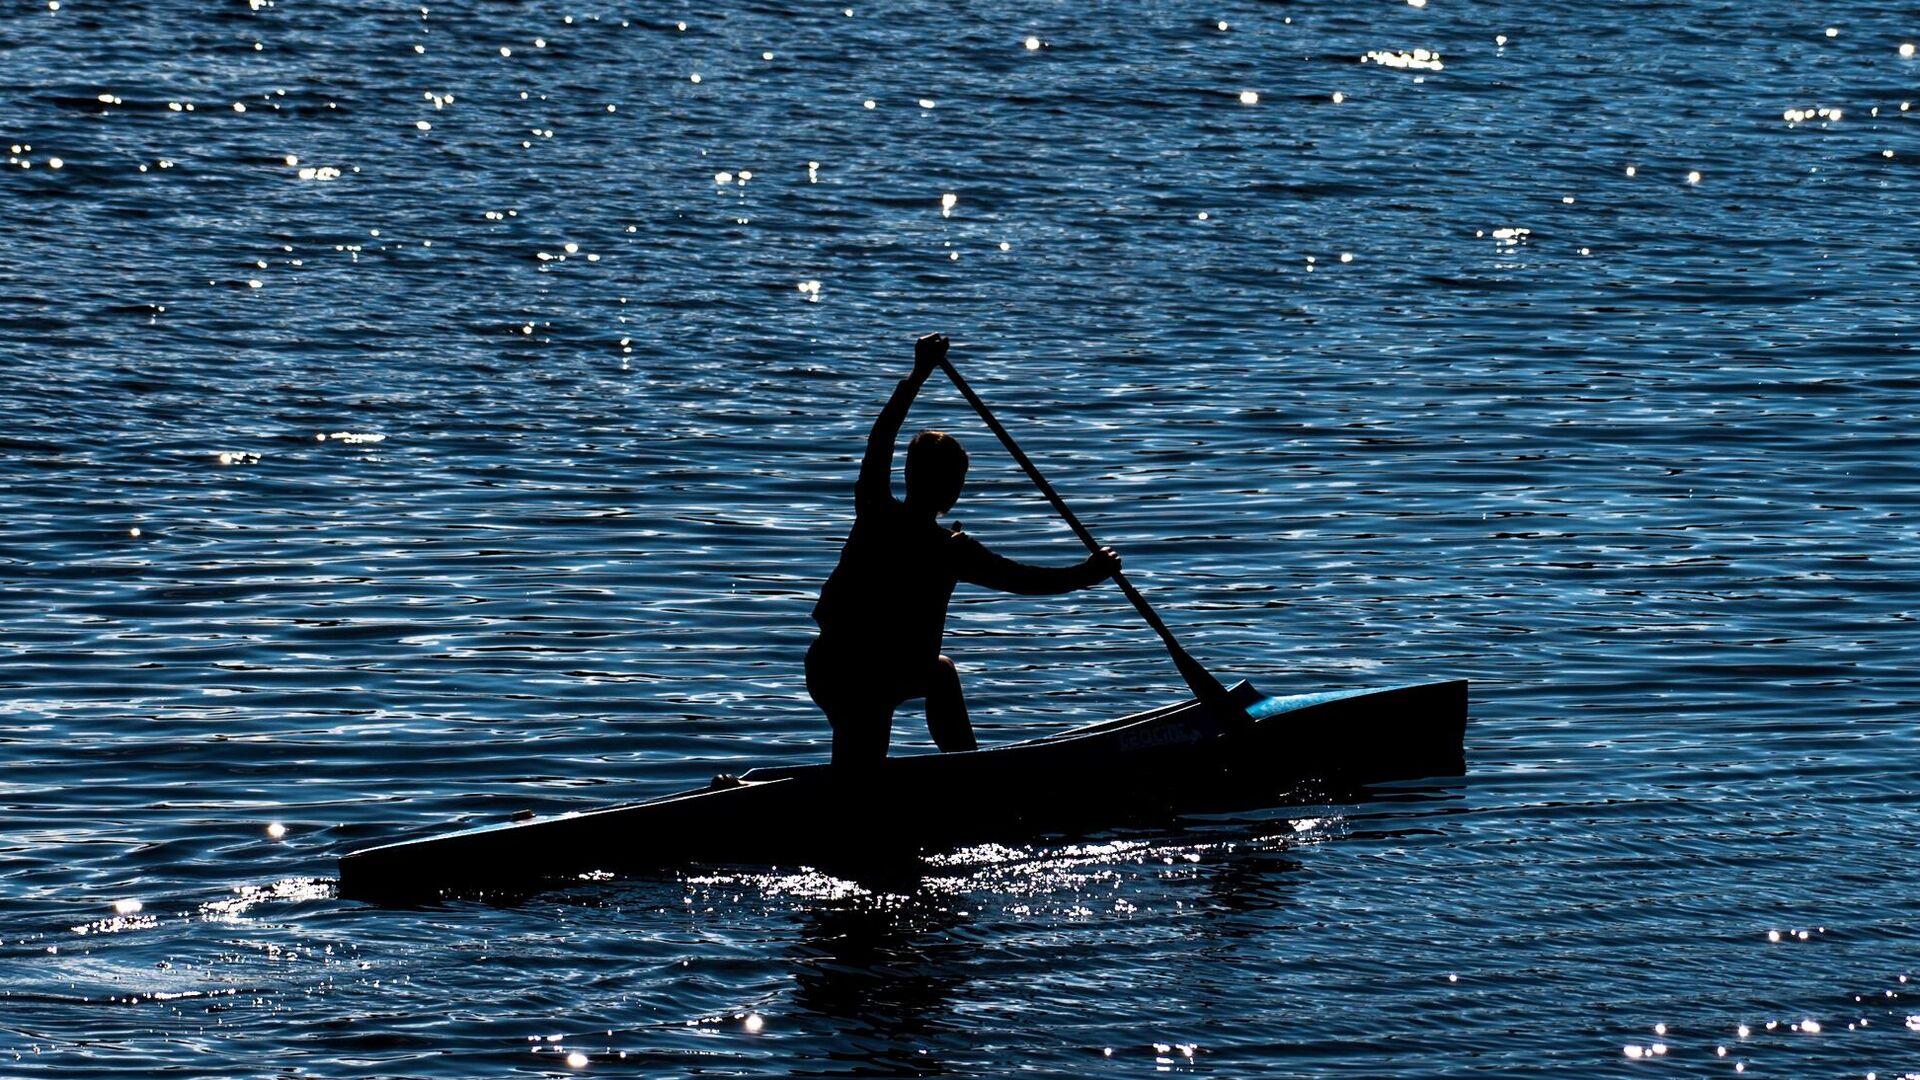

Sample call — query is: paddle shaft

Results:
[934,356,1244,724]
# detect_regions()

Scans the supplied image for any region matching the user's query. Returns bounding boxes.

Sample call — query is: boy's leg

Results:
[924,655,976,753]
[828,703,893,769]
[807,638,895,771]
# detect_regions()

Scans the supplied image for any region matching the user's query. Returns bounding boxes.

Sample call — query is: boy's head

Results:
[905,429,968,515]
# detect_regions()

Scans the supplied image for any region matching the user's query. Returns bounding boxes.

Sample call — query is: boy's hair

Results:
[905,430,968,510]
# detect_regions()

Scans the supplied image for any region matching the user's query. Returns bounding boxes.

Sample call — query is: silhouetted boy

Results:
[808,333,1120,769]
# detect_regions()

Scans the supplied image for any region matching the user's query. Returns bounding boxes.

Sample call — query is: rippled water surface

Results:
[4,0,1918,1075]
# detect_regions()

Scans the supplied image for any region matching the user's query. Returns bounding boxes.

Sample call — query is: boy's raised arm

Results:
[856,333,947,507]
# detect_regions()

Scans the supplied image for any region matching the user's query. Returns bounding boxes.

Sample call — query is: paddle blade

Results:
[1167,644,1253,734]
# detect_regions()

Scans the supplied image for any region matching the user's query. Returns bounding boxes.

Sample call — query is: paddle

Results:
[933,351,1253,734]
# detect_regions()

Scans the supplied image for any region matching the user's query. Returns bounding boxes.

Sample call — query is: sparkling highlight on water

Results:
[1364,48,1444,71]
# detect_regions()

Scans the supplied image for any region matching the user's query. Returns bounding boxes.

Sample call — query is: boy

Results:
[808,333,1120,768]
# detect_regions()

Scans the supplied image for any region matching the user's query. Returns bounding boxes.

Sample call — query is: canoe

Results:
[338,679,1467,902]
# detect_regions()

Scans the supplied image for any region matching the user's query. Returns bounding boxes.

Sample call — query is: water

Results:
[3,0,1917,1074]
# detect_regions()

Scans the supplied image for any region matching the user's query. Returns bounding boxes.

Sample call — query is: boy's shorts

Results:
[807,637,948,713]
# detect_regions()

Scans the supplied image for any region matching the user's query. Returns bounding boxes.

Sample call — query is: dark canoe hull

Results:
[337,680,1467,902]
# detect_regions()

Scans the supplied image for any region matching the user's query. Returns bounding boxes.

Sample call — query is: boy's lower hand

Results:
[1087,546,1122,579]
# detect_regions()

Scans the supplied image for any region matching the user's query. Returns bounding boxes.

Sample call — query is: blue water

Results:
[4,0,1918,1074]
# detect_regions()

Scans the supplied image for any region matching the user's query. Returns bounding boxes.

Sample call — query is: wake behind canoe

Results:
[338,679,1466,902]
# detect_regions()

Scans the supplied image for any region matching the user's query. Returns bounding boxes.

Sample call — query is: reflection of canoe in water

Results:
[337,679,1468,902]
